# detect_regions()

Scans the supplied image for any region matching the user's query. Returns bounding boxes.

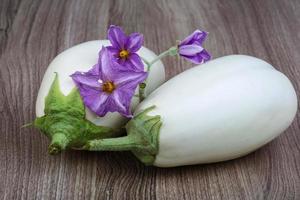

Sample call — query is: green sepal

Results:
[168,46,178,56]
[34,73,123,154]
[84,106,162,166]
[126,106,162,165]
[44,72,84,117]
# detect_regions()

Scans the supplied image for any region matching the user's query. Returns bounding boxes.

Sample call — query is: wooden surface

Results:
[0,0,299,199]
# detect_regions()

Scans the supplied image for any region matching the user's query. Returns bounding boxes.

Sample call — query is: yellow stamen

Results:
[102,81,116,94]
[119,50,129,59]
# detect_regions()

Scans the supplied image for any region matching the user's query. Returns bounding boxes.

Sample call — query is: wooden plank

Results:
[0,0,299,199]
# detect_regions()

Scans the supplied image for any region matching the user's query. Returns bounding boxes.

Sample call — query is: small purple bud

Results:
[178,30,211,64]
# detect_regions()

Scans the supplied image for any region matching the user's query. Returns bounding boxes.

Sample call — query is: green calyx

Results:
[84,106,162,165]
[139,45,178,102]
[168,46,178,56]
[34,73,123,155]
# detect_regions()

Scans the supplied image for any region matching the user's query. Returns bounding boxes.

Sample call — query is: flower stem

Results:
[148,48,171,69]
[148,46,178,70]
[139,82,146,102]
[140,46,178,72]
[138,46,178,102]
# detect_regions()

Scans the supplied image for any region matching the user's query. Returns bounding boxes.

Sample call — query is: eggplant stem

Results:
[84,135,140,151]
[83,106,161,165]
[48,133,69,154]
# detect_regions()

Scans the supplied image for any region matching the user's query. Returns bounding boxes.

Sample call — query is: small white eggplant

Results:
[34,40,165,154]
[85,55,297,167]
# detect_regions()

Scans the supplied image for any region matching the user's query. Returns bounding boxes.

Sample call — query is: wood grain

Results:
[0,0,299,199]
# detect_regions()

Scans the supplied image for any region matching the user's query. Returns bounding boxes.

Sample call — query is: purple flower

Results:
[107,25,144,71]
[178,30,211,64]
[71,47,147,118]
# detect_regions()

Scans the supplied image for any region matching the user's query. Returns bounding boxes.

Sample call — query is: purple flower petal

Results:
[93,89,133,118]
[72,80,109,116]
[178,44,204,56]
[114,70,147,88]
[116,57,126,66]
[125,33,143,52]
[113,89,134,117]
[86,63,101,76]
[107,46,120,58]
[181,49,211,64]
[107,25,127,49]
[112,53,144,72]
[198,49,211,62]
[86,92,109,116]
[126,53,144,71]
[179,30,208,46]
[70,71,101,88]
[111,91,130,115]
[98,46,116,81]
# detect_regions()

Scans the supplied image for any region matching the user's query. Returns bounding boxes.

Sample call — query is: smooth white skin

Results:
[135,55,298,167]
[36,40,165,127]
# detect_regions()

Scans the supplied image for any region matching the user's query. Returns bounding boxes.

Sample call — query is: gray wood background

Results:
[0,0,299,199]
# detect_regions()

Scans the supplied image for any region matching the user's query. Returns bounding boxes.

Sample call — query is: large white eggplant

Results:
[85,55,297,167]
[34,40,165,154]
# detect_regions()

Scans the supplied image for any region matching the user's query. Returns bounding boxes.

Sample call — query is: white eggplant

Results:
[36,40,165,127]
[86,55,297,167]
